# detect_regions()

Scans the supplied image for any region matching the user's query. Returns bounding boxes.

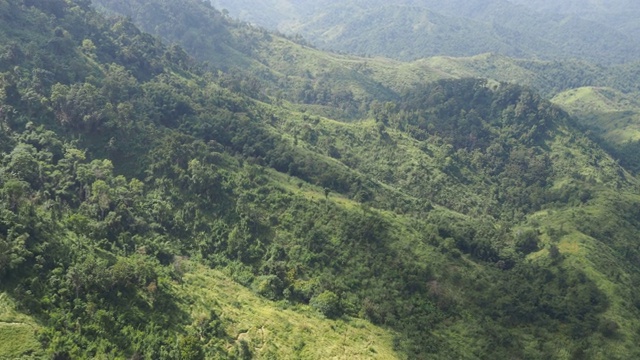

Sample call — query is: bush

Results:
[251,275,283,300]
[310,291,342,318]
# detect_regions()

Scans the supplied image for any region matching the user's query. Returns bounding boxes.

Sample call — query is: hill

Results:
[209,0,640,64]
[2,0,640,359]
[92,0,640,100]
[93,0,640,178]
[552,87,640,174]
[510,0,640,38]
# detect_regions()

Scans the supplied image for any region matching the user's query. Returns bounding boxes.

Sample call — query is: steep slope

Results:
[553,87,640,143]
[92,0,456,121]
[181,266,401,359]
[552,87,640,174]
[0,293,43,359]
[3,0,640,359]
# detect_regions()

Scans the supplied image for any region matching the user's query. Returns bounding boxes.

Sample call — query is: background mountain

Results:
[2,0,640,359]
[209,0,640,64]
[95,0,640,175]
[510,0,640,38]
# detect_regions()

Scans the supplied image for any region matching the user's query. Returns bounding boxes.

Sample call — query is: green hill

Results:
[94,0,640,103]
[552,87,640,143]
[552,87,640,174]
[2,0,640,359]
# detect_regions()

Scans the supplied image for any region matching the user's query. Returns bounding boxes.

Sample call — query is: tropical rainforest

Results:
[1,0,640,359]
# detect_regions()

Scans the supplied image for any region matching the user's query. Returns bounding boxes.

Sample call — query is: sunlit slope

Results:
[552,87,640,143]
[179,266,401,360]
[0,293,43,359]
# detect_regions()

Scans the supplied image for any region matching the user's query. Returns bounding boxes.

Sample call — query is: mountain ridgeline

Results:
[210,0,640,64]
[2,0,640,359]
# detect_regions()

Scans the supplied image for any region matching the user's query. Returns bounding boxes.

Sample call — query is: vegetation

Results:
[1,0,640,359]
[552,87,640,174]
[210,0,640,64]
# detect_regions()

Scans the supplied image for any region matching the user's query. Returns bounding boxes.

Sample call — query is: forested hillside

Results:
[94,0,640,180]
[210,0,640,64]
[509,0,640,38]
[3,0,640,359]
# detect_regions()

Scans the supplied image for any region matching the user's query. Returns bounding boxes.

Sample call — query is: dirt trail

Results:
[0,321,32,327]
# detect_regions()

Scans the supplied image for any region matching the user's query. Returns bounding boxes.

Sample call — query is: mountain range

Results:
[1,0,640,359]
[210,0,640,64]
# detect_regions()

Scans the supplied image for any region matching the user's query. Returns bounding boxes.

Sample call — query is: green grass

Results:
[552,87,640,144]
[179,266,402,359]
[522,195,640,358]
[0,293,43,359]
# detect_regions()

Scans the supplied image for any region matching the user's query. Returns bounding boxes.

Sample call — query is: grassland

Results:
[180,266,401,359]
[0,293,42,359]
[552,87,640,144]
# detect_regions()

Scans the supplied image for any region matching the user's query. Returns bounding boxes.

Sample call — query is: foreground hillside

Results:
[2,0,640,359]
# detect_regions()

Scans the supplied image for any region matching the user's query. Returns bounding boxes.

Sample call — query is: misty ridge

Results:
[209,0,640,64]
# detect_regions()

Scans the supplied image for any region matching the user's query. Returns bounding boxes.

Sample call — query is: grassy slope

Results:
[552,87,640,144]
[180,266,401,359]
[526,204,640,358]
[0,293,42,359]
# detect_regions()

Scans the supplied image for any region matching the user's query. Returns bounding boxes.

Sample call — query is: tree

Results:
[179,335,204,360]
[311,290,341,318]
[2,179,28,211]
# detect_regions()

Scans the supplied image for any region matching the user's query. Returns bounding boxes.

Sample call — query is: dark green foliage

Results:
[515,229,540,255]
[310,290,341,318]
[179,335,205,360]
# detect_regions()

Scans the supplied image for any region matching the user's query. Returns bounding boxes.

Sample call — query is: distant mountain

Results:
[210,0,640,64]
[510,0,640,38]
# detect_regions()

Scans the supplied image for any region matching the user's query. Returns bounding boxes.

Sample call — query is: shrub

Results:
[310,290,341,318]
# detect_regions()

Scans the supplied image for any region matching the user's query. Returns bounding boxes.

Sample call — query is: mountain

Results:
[510,0,640,37]
[209,0,640,64]
[95,0,640,117]
[93,0,640,172]
[3,0,640,359]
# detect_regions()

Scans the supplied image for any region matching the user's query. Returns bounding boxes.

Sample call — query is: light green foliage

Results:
[0,293,42,359]
[181,267,401,359]
[552,87,640,174]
